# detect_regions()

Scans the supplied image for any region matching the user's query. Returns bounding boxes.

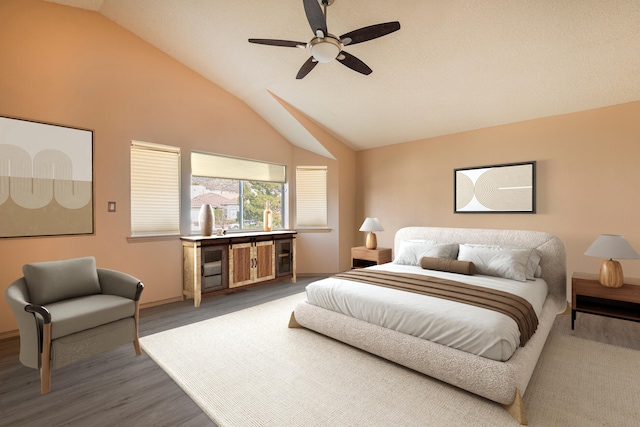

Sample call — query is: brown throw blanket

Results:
[334,269,538,346]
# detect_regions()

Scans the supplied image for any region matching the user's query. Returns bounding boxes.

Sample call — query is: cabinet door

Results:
[275,239,292,277]
[229,242,253,287]
[201,244,227,292]
[255,240,275,282]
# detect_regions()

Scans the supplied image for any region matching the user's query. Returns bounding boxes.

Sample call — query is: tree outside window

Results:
[191,177,283,232]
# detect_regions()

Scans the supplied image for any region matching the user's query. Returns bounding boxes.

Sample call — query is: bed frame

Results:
[289,227,566,425]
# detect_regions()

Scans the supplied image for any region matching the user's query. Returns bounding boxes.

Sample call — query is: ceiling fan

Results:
[248,0,400,79]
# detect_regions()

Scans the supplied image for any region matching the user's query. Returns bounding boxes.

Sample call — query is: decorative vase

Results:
[199,204,214,236]
[263,201,273,232]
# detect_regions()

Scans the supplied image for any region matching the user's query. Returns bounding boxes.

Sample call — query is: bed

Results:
[289,227,567,425]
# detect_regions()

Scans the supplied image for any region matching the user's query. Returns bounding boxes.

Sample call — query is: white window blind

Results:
[192,152,285,183]
[130,141,180,236]
[296,166,327,228]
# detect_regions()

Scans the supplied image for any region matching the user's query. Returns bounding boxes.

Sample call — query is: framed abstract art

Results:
[0,116,94,237]
[454,161,536,213]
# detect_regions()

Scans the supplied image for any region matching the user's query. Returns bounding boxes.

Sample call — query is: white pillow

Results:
[535,265,542,278]
[457,244,541,282]
[526,249,542,280]
[394,240,458,266]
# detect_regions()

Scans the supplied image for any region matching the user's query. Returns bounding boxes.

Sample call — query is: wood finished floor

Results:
[0,278,313,427]
[2,277,640,427]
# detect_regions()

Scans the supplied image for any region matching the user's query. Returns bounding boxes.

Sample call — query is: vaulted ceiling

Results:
[48,0,640,157]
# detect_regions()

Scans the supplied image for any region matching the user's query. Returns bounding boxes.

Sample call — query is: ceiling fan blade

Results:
[296,57,318,79]
[248,39,306,48]
[340,21,401,46]
[337,51,372,75]
[303,0,327,37]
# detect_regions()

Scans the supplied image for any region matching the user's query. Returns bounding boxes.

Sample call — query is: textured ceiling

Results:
[48,0,640,157]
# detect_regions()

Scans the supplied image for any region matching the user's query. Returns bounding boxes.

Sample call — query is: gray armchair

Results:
[5,256,144,394]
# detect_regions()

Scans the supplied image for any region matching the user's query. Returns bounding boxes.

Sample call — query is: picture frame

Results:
[0,116,94,238]
[454,161,536,213]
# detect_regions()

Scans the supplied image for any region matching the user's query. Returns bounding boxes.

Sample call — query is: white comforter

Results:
[304,263,549,361]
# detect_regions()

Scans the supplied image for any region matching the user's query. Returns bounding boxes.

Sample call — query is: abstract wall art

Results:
[0,116,94,237]
[454,161,536,213]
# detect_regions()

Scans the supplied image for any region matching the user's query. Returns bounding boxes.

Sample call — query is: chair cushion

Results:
[23,257,101,305]
[47,294,136,340]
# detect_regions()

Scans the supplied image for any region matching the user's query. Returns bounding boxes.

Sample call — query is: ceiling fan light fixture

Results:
[309,36,341,63]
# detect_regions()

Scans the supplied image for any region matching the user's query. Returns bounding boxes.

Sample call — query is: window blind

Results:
[191,152,285,183]
[296,166,327,228]
[130,141,180,236]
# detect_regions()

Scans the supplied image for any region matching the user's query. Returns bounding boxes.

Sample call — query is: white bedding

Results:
[305,263,548,361]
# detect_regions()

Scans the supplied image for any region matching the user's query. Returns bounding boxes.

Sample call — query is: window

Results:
[191,152,286,232]
[130,141,180,236]
[296,166,327,228]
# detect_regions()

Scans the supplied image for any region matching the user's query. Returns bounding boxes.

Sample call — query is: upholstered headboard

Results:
[394,227,567,305]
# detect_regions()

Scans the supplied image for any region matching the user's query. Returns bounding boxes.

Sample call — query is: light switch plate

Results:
[108,201,116,212]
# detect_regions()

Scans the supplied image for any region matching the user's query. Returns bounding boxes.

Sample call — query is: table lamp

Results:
[359,217,384,249]
[584,234,640,287]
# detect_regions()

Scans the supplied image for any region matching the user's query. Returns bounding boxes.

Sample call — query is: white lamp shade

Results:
[584,234,640,260]
[359,217,384,232]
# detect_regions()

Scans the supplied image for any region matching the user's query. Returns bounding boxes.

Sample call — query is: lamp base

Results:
[599,259,624,288]
[365,232,377,250]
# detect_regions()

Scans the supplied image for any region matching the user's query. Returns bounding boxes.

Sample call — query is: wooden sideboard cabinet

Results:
[181,231,296,307]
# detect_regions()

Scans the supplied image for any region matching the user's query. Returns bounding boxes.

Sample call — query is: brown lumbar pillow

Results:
[420,257,476,275]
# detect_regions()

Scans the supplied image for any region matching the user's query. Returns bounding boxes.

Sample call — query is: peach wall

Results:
[290,145,356,274]
[274,94,357,274]
[357,101,640,288]
[0,0,352,335]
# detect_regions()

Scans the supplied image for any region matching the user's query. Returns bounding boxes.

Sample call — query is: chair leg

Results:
[133,339,142,355]
[41,323,52,394]
[133,300,142,355]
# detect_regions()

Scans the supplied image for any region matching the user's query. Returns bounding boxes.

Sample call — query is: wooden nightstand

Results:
[351,246,392,269]
[571,272,640,329]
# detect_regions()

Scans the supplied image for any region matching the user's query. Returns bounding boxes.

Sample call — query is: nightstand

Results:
[571,272,640,329]
[351,246,392,269]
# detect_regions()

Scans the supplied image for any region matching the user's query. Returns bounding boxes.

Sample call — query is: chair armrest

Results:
[25,304,51,323]
[5,278,43,369]
[97,268,144,301]
[5,278,49,322]
[24,304,51,324]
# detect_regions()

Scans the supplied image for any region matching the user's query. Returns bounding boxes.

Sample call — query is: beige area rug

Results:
[140,293,640,427]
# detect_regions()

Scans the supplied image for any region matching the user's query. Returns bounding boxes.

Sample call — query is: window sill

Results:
[127,234,180,243]
[295,228,332,233]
